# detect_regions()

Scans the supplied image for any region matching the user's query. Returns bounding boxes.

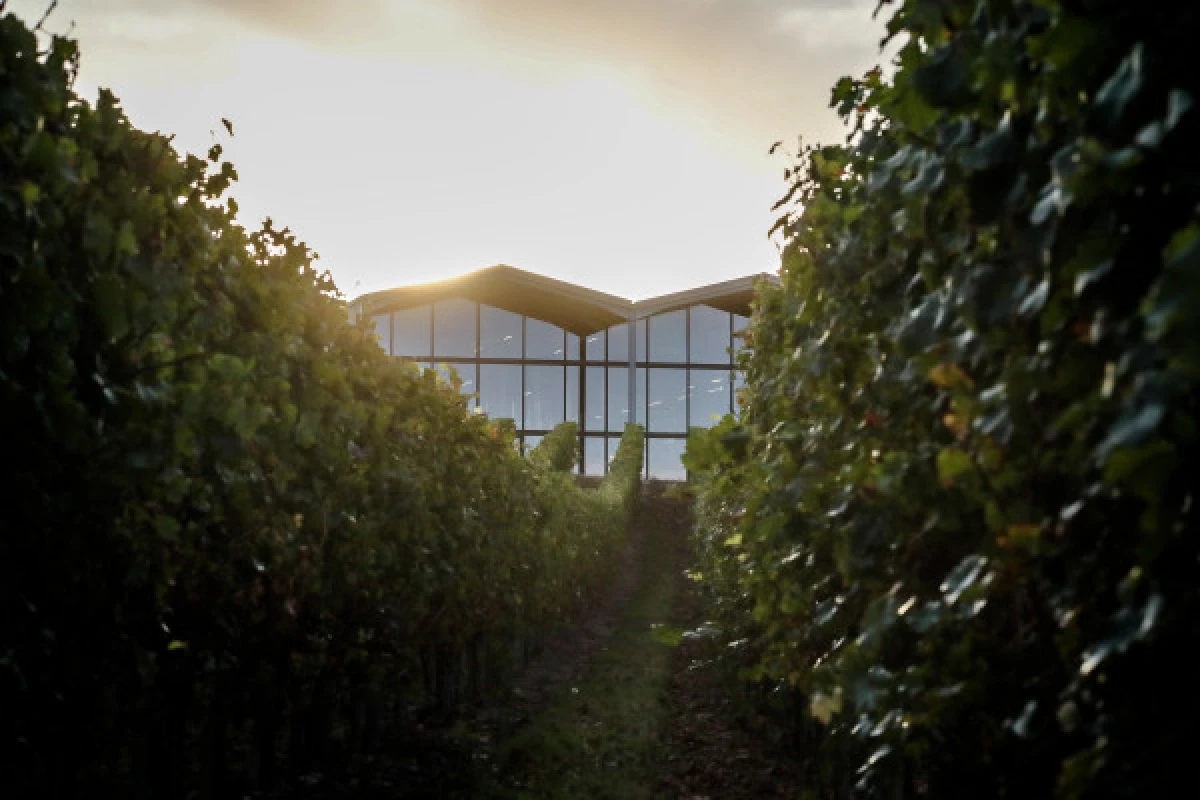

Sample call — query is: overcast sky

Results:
[10,0,887,300]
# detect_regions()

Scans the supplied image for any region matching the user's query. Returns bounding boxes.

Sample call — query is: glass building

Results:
[352,265,773,480]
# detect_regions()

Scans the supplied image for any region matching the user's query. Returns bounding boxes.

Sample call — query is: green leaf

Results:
[93,273,129,340]
[936,447,973,486]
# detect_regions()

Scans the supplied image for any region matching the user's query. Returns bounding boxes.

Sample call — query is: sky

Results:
[10,0,888,300]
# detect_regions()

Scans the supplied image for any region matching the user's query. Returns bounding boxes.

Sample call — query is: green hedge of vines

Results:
[686,1,1198,797]
[0,14,642,797]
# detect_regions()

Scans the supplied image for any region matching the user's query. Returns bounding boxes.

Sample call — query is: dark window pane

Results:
[567,333,580,360]
[635,367,646,425]
[372,314,391,355]
[689,369,730,428]
[566,366,580,423]
[648,368,687,433]
[525,365,565,430]
[689,305,731,364]
[480,305,521,358]
[647,438,688,480]
[648,310,686,363]
[433,298,477,357]
[480,364,521,422]
[584,366,605,432]
[586,330,605,362]
[608,367,630,432]
[393,305,431,358]
[526,318,565,360]
[584,436,605,476]
[608,322,630,363]
[636,318,647,362]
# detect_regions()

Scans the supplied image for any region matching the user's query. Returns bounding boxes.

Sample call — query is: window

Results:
[436,363,476,405]
[636,318,647,362]
[608,367,629,432]
[480,364,521,422]
[567,332,580,361]
[584,366,605,432]
[433,298,477,358]
[584,436,605,475]
[607,436,621,468]
[480,305,522,358]
[635,367,646,425]
[523,435,543,455]
[586,330,605,362]
[648,368,687,433]
[648,310,686,363]
[689,305,731,364]
[689,369,731,428]
[648,438,688,481]
[566,366,580,423]
[526,318,565,360]
[732,313,750,359]
[525,366,565,430]
[393,305,431,358]
[733,369,747,411]
[608,322,630,363]
[372,314,391,355]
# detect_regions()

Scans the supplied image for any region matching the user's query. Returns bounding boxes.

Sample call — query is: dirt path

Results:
[477,486,807,799]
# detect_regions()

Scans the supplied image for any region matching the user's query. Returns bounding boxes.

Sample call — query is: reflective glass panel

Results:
[433,298,477,358]
[648,368,687,433]
[733,369,746,411]
[480,305,522,358]
[608,323,630,364]
[636,318,647,362]
[393,305,431,358]
[648,310,686,363]
[689,369,731,428]
[480,364,521,422]
[567,333,580,361]
[372,314,391,355]
[585,330,605,362]
[524,366,565,430]
[523,435,543,455]
[732,313,750,359]
[635,368,646,425]
[607,436,620,468]
[584,366,605,432]
[566,366,580,423]
[607,367,629,432]
[689,305,731,364]
[436,363,476,405]
[647,438,688,481]
[526,318,565,360]
[584,436,605,476]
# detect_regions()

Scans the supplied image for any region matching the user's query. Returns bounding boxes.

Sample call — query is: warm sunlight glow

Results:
[10,0,885,299]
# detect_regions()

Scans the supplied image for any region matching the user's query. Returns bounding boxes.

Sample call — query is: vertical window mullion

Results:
[729,310,735,415]
[521,316,527,437]
[429,303,436,361]
[684,307,691,436]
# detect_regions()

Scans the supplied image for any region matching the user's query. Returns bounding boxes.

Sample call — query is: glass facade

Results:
[368,299,745,479]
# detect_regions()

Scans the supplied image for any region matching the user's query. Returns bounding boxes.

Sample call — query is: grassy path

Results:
[481,492,686,799]
[477,489,806,799]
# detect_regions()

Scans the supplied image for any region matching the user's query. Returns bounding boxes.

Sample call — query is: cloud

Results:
[102,0,887,149]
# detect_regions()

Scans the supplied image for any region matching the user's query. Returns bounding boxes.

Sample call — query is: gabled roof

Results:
[632,273,772,318]
[352,264,777,336]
